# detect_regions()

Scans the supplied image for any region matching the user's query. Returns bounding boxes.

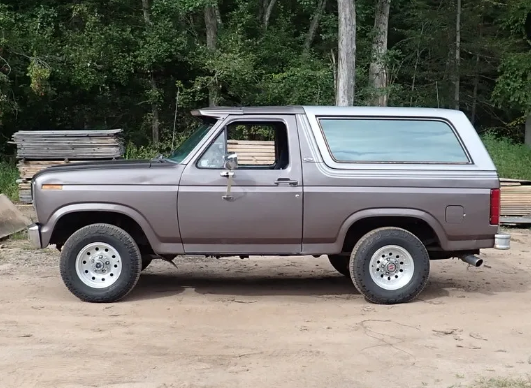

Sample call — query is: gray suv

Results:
[27,106,511,304]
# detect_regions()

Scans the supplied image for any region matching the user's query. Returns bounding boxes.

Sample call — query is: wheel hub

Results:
[385,261,397,274]
[75,242,123,289]
[369,245,415,291]
[91,255,112,274]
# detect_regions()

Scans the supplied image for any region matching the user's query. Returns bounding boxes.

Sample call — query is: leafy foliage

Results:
[0,0,530,153]
[0,162,18,200]
[482,132,531,180]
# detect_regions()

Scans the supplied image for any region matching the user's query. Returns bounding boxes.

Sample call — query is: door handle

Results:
[220,171,234,178]
[274,178,299,186]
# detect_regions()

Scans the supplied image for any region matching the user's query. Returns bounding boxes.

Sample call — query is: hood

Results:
[43,159,154,173]
[31,157,180,186]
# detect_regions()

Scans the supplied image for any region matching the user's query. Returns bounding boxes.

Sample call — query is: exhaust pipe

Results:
[459,254,483,267]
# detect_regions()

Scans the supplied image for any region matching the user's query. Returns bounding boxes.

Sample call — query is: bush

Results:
[0,162,18,201]
[481,133,531,180]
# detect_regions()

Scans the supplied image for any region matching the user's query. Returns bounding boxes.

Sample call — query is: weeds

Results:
[482,133,531,180]
[459,377,531,388]
[0,161,18,201]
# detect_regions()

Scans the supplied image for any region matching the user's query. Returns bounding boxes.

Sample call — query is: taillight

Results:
[490,188,500,225]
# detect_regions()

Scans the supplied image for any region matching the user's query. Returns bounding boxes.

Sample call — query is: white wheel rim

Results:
[369,245,415,291]
[75,242,122,289]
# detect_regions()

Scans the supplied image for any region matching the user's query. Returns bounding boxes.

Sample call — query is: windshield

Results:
[167,122,214,163]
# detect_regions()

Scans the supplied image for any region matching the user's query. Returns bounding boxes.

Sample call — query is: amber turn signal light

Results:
[41,184,63,190]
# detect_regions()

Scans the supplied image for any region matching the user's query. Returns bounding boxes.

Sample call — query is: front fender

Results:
[40,203,159,248]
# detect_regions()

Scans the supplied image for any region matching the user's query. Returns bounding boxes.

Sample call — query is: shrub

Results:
[481,133,531,180]
[0,162,18,201]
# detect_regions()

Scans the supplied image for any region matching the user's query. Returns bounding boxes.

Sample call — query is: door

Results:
[177,114,304,255]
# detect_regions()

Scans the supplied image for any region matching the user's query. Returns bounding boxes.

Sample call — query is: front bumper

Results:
[28,223,43,249]
[494,232,511,250]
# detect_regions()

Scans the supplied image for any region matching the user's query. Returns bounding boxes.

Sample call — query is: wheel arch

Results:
[336,208,448,252]
[42,203,158,252]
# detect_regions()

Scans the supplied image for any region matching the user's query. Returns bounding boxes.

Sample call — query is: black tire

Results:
[141,256,153,271]
[349,227,430,305]
[328,254,350,277]
[59,223,142,303]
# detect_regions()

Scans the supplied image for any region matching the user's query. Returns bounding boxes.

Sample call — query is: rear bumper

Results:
[494,232,511,250]
[28,223,43,249]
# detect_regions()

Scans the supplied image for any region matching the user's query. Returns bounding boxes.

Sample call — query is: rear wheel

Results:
[327,254,350,277]
[59,223,142,303]
[349,227,430,304]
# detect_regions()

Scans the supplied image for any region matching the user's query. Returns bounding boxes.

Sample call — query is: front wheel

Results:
[349,227,430,304]
[59,223,142,303]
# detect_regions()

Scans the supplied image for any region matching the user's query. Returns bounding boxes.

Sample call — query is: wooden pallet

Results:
[227,140,275,165]
[12,129,125,203]
[11,129,124,160]
[16,160,89,181]
[500,178,531,222]
[16,160,110,203]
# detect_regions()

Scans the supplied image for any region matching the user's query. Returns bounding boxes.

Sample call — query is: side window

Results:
[318,118,470,164]
[197,121,290,169]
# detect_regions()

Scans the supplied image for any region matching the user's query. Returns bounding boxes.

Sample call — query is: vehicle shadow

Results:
[125,257,530,302]
[127,271,358,302]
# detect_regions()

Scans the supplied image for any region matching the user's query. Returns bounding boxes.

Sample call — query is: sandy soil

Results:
[0,228,531,388]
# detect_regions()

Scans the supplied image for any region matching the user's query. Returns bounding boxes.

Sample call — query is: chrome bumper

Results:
[494,232,511,250]
[27,223,42,249]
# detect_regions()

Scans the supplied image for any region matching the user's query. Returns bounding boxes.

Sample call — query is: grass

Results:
[482,133,531,181]
[0,161,18,201]
[455,377,531,388]
[8,230,27,240]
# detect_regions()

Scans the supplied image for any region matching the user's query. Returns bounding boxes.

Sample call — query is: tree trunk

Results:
[263,0,277,29]
[304,0,327,55]
[331,49,337,95]
[410,23,425,106]
[214,4,223,27]
[204,4,218,107]
[141,0,160,145]
[336,0,356,106]
[454,0,461,110]
[368,0,391,106]
[471,24,482,125]
[148,73,160,145]
[141,0,152,26]
[471,53,479,125]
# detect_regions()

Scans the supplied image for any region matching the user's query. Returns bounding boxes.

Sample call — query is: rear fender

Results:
[337,208,449,249]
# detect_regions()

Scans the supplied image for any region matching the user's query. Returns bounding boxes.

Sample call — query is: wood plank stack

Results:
[227,139,275,165]
[11,129,124,203]
[12,129,123,159]
[500,178,531,224]
[16,160,88,203]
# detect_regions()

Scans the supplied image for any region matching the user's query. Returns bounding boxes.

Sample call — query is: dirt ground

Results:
[1,228,531,388]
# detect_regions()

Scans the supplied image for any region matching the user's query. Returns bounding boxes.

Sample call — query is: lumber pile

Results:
[11,129,124,203]
[12,129,123,159]
[227,139,275,165]
[500,178,531,224]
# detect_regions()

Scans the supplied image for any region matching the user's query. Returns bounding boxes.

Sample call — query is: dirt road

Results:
[1,229,531,388]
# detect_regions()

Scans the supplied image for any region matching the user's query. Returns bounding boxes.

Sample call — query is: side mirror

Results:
[224,153,238,171]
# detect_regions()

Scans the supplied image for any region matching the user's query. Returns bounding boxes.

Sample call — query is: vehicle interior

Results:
[199,120,290,170]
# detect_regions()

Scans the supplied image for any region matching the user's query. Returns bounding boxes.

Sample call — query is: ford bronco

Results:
[27,106,511,304]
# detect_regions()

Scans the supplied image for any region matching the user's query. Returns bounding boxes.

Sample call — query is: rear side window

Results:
[318,118,470,163]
